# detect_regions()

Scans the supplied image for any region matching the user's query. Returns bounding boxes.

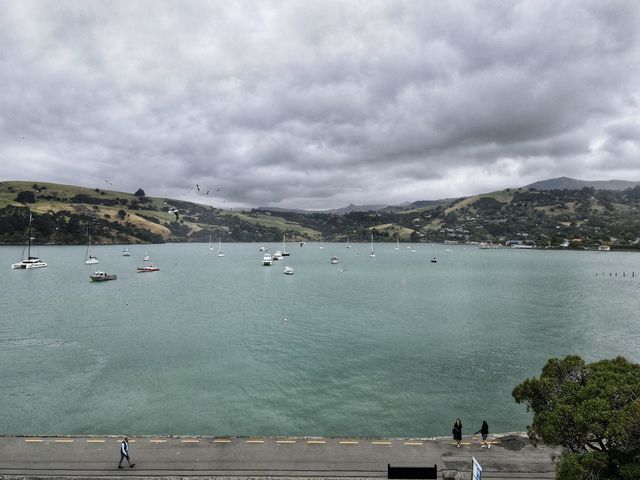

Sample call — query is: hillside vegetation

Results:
[2,181,640,248]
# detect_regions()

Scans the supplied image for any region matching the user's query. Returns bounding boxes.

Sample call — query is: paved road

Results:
[0,434,559,479]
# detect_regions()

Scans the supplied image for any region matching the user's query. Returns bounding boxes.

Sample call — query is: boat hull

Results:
[90,274,117,281]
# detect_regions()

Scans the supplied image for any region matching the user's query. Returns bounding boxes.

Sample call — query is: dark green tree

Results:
[15,191,37,203]
[513,355,640,479]
[134,188,146,197]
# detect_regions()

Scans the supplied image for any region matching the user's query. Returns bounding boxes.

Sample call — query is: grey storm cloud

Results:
[0,0,639,209]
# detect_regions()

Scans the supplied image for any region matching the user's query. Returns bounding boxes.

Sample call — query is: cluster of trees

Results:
[513,355,640,479]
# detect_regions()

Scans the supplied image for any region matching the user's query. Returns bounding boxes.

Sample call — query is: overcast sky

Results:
[1,1,639,209]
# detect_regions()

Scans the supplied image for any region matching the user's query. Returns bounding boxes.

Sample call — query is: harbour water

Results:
[1,243,639,438]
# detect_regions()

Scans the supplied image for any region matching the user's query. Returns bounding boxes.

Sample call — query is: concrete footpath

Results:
[0,433,559,479]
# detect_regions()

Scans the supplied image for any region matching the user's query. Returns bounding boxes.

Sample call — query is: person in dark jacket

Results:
[452,418,462,448]
[118,437,135,468]
[474,420,490,448]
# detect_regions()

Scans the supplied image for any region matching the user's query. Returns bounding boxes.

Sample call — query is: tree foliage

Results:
[513,355,640,479]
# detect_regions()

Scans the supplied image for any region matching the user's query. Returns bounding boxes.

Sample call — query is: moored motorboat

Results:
[262,254,273,266]
[330,256,339,264]
[283,265,294,275]
[122,247,131,256]
[137,264,159,272]
[90,271,117,281]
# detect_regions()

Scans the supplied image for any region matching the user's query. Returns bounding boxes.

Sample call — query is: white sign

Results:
[472,456,482,480]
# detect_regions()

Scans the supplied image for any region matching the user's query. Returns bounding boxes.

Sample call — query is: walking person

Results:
[475,420,490,449]
[452,418,462,448]
[118,437,135,468]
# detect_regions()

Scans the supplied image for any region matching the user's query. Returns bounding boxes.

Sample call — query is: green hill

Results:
[0,181,321,245]
[2,181,640,248]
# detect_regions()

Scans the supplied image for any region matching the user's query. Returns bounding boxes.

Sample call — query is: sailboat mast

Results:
[27,213,32,259]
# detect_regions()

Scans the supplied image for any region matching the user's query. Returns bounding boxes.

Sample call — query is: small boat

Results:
[346,236,351,248]
[330,256,339,264]
[209,235,214,251]
[11,212,47,269]
[431,257,437,263]
[262,254,273,266]
[143,252,151,261]
[137,264,159,272]
[122,247,131,256]
[394,235,400,251]
[90,271,117,282]
[259,246,267,252]
[85,234,99,264]
[281,235,290,256]
[299,242,305,247]
[369,233,375,258]
[272,250,282,260]
[85,255,99,265]
[217,238,225,257]
[283,265,294,275]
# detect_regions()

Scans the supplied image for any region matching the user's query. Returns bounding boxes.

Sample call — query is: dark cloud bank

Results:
[0,1,638,209]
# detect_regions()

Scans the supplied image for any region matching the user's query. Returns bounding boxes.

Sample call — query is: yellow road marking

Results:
[307,440,326,444]
[54,439,74,443]
[276,440,296,444]
[87,439,105,443]
[339,440,359,444]
[372,441,392,445]
[25,439,43,443]
[213,439,232,443]
[404,441,423,446]
[150,439,167,443]
[246,439,265,444]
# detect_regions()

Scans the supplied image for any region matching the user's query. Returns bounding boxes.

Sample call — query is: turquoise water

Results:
[1,243,639,438]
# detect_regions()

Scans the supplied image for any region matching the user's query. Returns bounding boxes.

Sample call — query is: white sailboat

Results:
[85,234,99,264]
[209,235,214,251]
[143,252,151,261]
[281,234,290,256]
[369,233,376,258]
[122,247,131,256]
[346,236,351,248]
[394,234,400,251]
[11,212,47,269]
[217,237,224,257]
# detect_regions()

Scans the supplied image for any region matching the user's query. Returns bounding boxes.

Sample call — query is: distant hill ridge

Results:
[525,176,640,191]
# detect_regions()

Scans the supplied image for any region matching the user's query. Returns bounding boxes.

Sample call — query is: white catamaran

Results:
[11,213,47,269]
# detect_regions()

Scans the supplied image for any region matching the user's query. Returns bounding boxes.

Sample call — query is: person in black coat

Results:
[474,420,490,449]
[452,418,462,448]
